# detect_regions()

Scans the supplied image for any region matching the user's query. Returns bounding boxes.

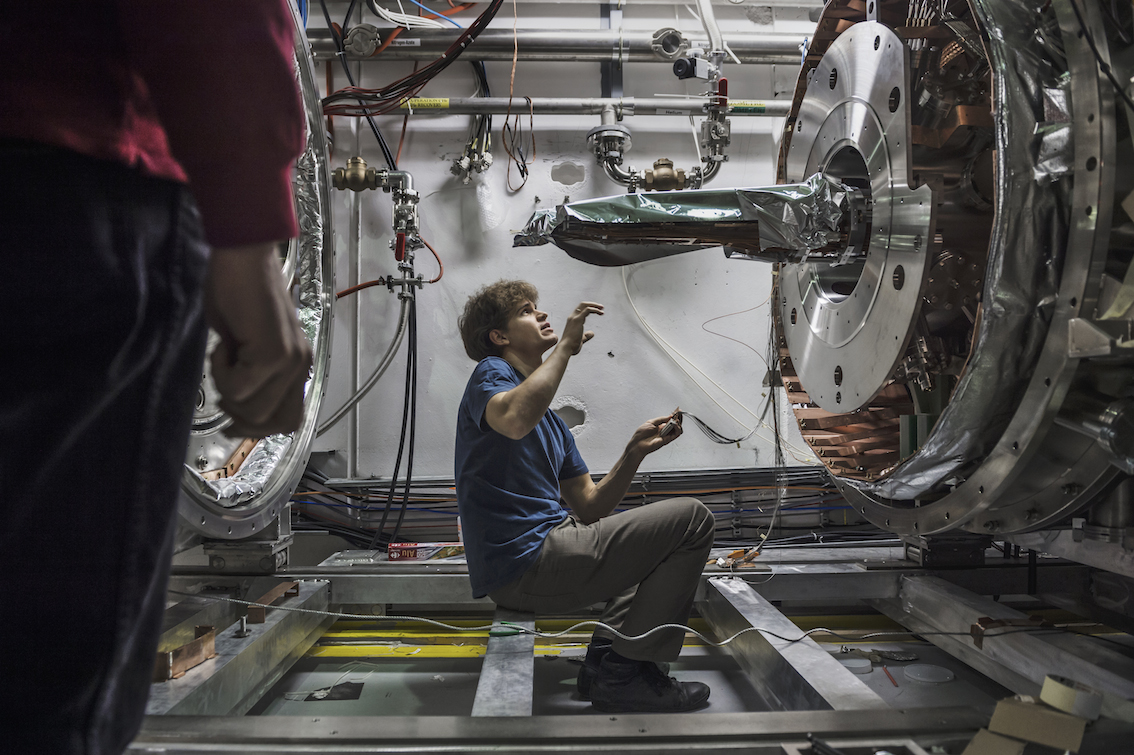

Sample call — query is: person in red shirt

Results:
[0,2,311,753]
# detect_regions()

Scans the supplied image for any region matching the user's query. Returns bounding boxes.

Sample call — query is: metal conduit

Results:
[309,29,805,63]
[392,96,792,116]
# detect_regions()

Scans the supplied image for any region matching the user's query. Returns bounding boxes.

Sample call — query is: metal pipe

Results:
[694,0,726,62]
[318,296,410,437]
[391,96,791,116]
[308,29,805,63]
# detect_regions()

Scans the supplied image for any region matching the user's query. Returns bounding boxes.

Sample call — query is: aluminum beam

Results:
[1008,529,1134,580]
[133,707,991,755]
[699,577,889,711]
[471,608,536,717]
[384,96,792,117]
[869,576,1134,710]
[146,581,332,716]
[308,29,805,64]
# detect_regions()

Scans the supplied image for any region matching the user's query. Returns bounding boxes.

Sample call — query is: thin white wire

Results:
[169,589,1063,647]
[367,0,448,29]
[283,661,382,700]
[621,265,817,462]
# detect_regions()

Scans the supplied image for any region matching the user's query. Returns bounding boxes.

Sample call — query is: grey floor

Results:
[248,640,1010,716]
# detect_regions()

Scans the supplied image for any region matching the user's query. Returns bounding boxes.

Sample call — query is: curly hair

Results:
[458,279,539,361]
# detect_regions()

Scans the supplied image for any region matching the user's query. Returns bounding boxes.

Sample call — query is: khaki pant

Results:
[489,497,714,661]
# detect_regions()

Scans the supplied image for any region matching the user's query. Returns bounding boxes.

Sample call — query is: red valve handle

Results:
[395,232,406,262]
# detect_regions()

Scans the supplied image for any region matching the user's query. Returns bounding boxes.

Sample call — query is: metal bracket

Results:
[969,614,1052,649]
[1068,317,1134,358]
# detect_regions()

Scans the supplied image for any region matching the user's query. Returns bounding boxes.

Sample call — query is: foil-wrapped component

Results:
[513,173,863,267]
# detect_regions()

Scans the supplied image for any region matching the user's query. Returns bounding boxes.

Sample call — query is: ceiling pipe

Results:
[308,28,805,64]
[389,97,792,116]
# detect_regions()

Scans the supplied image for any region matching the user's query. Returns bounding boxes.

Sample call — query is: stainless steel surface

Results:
[177,1,335,540]
[133,707,991,754]
[383,96,792,117]
[780,21,933,414]
[146,581,331,716]
[471,608,536,717]
[870,576,1134,704]
[308,29,805,64]
[1008,529,1134,580]
[700,577,889,710]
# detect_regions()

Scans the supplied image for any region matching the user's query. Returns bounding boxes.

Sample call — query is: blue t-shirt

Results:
[454,357,588,598]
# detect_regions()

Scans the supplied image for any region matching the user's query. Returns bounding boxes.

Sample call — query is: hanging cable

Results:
[323,0,505,118]
[318,0,398,168]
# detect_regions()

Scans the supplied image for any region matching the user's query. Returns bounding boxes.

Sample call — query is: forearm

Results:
[574,447,646,524]
[493,347,571,438]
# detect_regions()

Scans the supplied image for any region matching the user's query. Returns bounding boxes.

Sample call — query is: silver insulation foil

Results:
[513,174,853,266]
[847,0,1071,499]
[183,48,327,509]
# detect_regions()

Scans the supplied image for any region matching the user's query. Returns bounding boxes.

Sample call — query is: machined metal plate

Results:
[781,22,934,413]
[176,6,335,542]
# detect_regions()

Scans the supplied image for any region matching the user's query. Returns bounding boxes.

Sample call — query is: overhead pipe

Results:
[307,28,804,64]
[389,96,791,116]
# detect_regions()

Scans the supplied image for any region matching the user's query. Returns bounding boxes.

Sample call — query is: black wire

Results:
[388,301,418,544]
[318,0,398,169]
[370,303,416,549]
[342,0,359,31]
[1067,0,1134,115]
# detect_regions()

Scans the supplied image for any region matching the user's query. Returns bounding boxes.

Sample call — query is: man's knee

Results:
[664,496,714,550]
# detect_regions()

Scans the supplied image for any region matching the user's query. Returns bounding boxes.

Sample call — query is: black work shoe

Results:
[576,641,612,700]
[590,657,710,713]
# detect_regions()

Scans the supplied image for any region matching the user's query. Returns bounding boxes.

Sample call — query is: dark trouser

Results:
[490,497,715,661]
[0,143,210,755]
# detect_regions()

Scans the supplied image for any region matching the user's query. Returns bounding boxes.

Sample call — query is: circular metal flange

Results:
[835,0,1119,537]
[176,5,335,542]
[781,22,933,413]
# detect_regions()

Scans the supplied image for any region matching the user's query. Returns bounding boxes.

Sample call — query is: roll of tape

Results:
[1040,675,1104,721]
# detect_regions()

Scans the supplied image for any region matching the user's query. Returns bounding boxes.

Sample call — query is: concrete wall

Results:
[309,1,822,479]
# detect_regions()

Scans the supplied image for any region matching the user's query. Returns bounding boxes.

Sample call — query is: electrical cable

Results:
[1067,0,1134,114]
[318,0,398,168]
[324,0,505,118]
[369,299,416,549]
[167,588,1101,649]
[388,300,419,545]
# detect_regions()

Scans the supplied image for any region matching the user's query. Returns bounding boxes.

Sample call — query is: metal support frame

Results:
[471,608,536,716]
[146,581,332,716]
[699,577,889,711]
[869,576,1134,707]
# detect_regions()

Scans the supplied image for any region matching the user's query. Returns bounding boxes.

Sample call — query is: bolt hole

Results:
[888,87,901,113]
[1086,156,1098,171]
[1089,113,1096,122]
[978,486,984,494]
[836,391,842,403]
[829,68,838,89]
[944,512,950,520]
[1086,206,1093,217]
[1012,441,1019,450]
[1070,297,1078,307]
[791,308,798,325]
[893,264,905,290]
[1044,377,1052,386]
[874,36,880,50]
[834,366,843,386]
[869,1,875,13]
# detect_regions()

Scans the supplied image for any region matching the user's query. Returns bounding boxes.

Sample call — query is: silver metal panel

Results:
[471,608,536,717]
[1008,529,1134,580]
[133,707,990,754]
[146,581,330,716]
[699,577,889,711]
[872,576,1134,702]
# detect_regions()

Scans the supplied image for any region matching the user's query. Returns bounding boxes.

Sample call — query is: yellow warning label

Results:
[399,98,450,109]
[729,100,768,113]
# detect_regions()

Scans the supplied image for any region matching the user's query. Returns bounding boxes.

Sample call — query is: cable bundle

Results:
[323,0,506,118]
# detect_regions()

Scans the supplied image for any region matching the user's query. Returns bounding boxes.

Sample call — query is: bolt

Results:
[1026,508,1041,523]
[209,556,226,570]
[1062,483,1083,496]
[234,616,251,638]
[196,455,209,471]
[984,520,1000,532]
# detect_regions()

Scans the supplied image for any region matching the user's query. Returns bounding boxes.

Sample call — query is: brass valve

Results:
[643,158,687,192]
[332,156,380,191]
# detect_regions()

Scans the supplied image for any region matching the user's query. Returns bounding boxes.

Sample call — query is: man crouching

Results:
[454,279,713,713]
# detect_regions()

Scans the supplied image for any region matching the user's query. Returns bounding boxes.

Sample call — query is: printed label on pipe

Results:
[390,38,422,47]
[399,98,450,109]
[659,108,695,115]
[729,100,768,113]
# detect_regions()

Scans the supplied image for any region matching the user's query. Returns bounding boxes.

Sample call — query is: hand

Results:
[560,301,603,355]
[626,410,683,458]
[204,242,312,437]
